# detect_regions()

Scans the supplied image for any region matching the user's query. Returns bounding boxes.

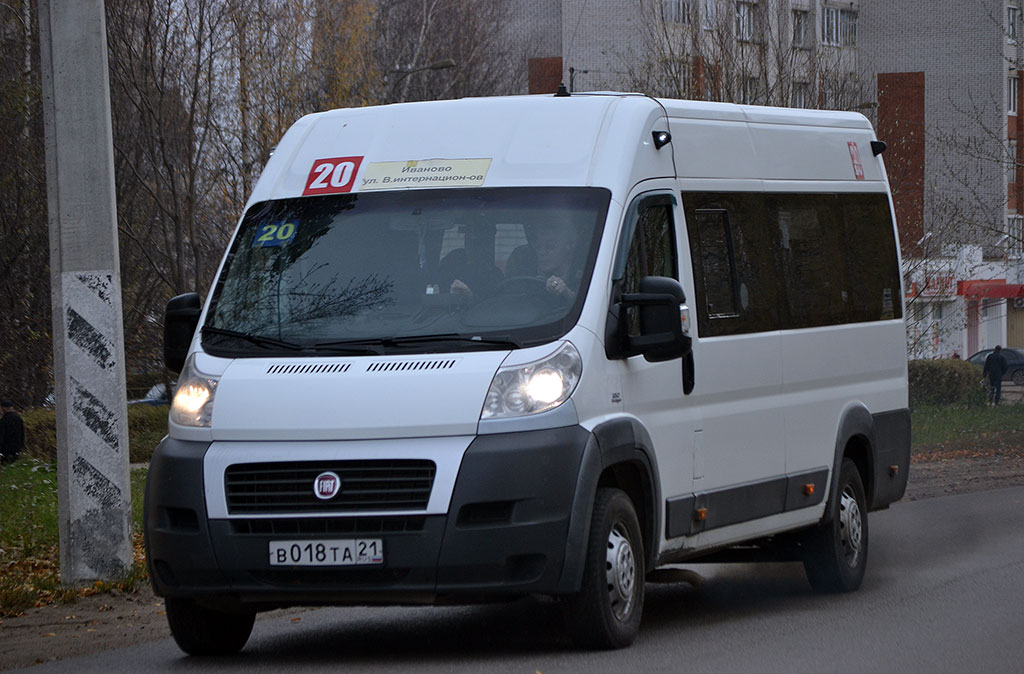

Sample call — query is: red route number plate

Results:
[303,156,364,195]
[269,539,383,566]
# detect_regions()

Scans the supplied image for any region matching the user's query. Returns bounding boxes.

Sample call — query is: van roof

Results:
[248,93,881,206]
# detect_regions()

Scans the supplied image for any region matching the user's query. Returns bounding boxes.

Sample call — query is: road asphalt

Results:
[3,481,1023,672]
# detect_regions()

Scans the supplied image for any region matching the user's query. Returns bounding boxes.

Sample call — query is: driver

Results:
[505,222,579,302]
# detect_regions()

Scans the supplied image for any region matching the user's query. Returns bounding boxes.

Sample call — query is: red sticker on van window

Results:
[303,156,364,195]
[848,142,865,180]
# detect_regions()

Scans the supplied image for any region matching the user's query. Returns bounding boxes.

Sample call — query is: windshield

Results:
[204,187,610,355]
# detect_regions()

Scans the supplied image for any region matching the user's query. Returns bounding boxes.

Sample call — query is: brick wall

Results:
[528,57,564,94]
[877,72,926,256]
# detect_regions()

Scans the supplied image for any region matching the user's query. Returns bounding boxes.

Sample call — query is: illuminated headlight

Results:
[482,342,582,419]
[170,355,219,427]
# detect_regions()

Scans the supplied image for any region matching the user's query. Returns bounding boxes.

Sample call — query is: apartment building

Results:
[500,0,1024,358]
[860,0,1024,358]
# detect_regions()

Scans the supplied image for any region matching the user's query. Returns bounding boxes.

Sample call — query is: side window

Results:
[841,193,903,322]
[616,194,679,335]
[769,194,847,328]
[693,209,739,317]
[684,190,901,335]
[684,193,779,336]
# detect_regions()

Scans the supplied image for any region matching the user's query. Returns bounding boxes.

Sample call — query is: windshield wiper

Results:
[314,333,521,350]
[201,325,304,351]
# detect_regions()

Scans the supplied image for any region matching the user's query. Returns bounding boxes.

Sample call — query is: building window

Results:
[742,76,761,104]
[702,0,717,29]
[1010,76,1019,115]
[822,6,856,46]
[1010,6,1020,43]
[1010,140,1018,183]
[1008,215,1023,258]
[791,81,810,108]
[658,56,693,96]
[792,9,809,48]
[662,0,692,24]
[704,69,718,100]
[736,1,755,41]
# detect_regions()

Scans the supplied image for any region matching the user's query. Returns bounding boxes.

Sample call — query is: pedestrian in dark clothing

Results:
[0,400,25,464]
[983,346,1010,405]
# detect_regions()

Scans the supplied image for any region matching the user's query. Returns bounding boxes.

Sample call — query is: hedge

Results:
[908,359,987,408]
[21,404,169,464]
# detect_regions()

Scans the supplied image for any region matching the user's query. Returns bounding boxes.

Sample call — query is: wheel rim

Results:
[605,524,637,621]
[838,485,863,567]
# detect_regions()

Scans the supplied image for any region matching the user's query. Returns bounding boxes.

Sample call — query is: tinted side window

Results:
[684,191,902,335]
[841,193,903,322]
[623,201,678,290]
[684,193,780,336]
[694,209,739,317]
[769,194,847,328]
[617,195,678,336]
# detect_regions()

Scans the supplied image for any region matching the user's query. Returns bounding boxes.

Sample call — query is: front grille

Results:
[225,460,435,515]
[248,568,409,586]
[229,516,427,535]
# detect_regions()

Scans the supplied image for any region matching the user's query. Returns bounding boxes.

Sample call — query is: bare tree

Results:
[106,0,232,373]
[0,0,53,406]
[617,0,869,110]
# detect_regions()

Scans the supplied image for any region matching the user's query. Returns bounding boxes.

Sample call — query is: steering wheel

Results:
[497,275,550,296]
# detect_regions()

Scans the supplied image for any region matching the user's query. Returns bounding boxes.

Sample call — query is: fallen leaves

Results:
[1,532,149,616]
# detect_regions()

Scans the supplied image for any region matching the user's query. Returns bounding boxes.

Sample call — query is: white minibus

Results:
[147,92,909,653]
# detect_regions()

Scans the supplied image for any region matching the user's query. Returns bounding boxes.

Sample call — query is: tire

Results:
[802,458,869,594]
[165,597,255,656]
[1013,369,1024,386]
[563,488,645,649]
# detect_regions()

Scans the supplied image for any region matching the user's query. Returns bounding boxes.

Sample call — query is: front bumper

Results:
[144,425,592,606]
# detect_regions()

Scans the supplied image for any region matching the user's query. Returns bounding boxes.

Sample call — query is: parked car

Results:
[128,383,172,406]
[967,348,1024,385]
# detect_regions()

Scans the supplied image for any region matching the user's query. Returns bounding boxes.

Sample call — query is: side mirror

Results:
[164,292,201,374]
[608,276,692,363]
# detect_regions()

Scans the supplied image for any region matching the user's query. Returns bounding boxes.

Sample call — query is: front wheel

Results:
[562,488,645,649]
[802,458,869,593]
[165,597,255,656]
[1012,369,1024,386]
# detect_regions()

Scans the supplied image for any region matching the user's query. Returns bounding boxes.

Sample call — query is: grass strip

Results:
[912,403,1024,453]
[0,460,148,616]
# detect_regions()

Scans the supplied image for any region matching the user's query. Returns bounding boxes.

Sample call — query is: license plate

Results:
[268,539,384,566]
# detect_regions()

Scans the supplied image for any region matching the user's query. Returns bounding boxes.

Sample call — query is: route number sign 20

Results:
[303,156,364,195]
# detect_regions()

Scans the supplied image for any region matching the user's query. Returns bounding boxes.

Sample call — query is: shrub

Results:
[126,371,175,401]
[21,404,168,464]
[908,358,986,408]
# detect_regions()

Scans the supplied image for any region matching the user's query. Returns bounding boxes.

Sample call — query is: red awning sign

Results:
[956,280,1024,299]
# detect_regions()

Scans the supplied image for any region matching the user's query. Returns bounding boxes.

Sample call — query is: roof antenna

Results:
[554,83,570,97]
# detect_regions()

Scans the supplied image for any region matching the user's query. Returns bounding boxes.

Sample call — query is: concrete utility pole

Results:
[38,0,133,583]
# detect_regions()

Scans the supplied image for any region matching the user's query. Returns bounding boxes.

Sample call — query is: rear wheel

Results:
[802,458,869,593]
[563,488,645,649]
[165,597,255,656]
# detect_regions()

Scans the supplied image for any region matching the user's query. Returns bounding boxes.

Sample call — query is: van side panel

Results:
[782,320,908,487]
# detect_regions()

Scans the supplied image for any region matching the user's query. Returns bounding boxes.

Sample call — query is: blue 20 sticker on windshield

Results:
[252,221,298,248]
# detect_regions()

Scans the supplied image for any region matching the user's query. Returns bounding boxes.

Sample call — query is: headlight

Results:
[482,342,582,419]
[170,355,219,427]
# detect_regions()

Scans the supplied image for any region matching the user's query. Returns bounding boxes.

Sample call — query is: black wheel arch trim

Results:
[558,417,662,592]
[824,404,911,523]
[824,404,876,524]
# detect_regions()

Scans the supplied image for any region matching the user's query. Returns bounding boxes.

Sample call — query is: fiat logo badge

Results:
[314,471,341,500]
